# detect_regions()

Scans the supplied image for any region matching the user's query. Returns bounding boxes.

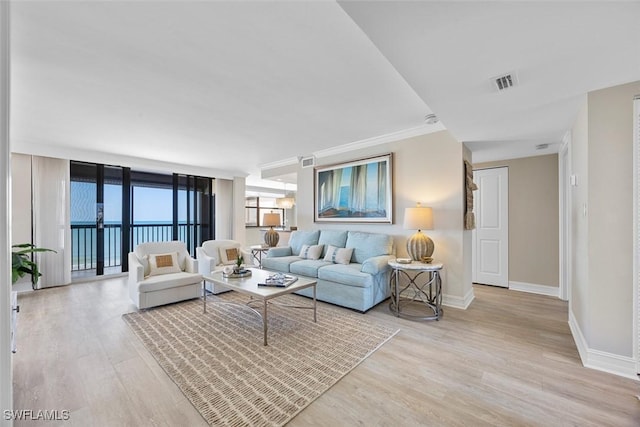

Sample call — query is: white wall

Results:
[296,130,473,307]
[214,178,233,240]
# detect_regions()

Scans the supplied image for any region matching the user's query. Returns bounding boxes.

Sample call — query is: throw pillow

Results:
[299,244,324,260]
[147,252,182,277]
[323,245,353,265]
[219,246,240,265]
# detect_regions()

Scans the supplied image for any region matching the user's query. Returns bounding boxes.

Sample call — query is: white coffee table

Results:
[202,268,317,346]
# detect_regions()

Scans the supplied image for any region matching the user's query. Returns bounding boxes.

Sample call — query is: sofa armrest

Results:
[361,255,395,275]
[266,247,292,258]
[185,256,198,273]
[128,252,144,285]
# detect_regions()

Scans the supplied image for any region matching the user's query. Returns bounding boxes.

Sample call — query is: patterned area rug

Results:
[123,292,398,427]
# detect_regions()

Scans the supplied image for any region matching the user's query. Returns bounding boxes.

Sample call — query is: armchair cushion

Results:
[147,252,182,277]
[219,247,240,265]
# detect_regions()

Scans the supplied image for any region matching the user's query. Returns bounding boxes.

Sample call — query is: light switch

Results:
[570,175,577,186]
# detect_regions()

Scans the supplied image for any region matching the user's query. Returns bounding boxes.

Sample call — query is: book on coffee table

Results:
[258,274,298,287]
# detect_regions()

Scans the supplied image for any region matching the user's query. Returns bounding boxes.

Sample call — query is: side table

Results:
[250,245,270,269]
[388,260,443,320]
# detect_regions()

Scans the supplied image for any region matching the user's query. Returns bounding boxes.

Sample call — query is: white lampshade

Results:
[263,213,281,227]
[403,205,433,231]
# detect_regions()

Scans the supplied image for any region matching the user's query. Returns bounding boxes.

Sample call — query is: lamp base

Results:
[406,231,434,262]
[264,227,280,247]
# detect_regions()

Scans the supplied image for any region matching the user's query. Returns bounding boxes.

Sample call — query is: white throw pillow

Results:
[323,245,353,265]
[147,252,182,277]
[219,246,241,265]
[299,244,324,260]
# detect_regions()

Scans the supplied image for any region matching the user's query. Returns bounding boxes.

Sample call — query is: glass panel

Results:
[70,162,97,272]
[103,166,123,274]
[245,208,258,226]
[131,172,174,247]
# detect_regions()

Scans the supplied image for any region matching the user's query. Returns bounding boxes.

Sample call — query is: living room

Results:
[2,1,640,426]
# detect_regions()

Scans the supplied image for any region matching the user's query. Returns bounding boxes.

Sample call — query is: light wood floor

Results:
[12,277,640,426]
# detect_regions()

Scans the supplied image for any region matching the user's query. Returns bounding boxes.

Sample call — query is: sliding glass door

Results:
[71,162,216,278]
[70,162,124,278]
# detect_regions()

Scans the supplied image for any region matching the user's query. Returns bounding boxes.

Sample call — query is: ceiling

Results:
[9,1,640,181]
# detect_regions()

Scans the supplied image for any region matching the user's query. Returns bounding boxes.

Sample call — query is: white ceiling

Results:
[9,1,640,179]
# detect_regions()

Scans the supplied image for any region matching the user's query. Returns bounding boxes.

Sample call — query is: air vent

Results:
[301,156,316,168]
[536,143,549,150]
[492,72,518,91]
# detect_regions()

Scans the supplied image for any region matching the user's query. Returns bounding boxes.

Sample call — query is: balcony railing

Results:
[71,222,201,272]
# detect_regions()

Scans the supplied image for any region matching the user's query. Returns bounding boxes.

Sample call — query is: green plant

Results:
[12,243,56,288]
[236,254,244,269]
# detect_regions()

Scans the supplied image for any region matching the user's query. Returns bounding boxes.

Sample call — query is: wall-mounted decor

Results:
[314,153,393,223]
[464,160,478,230]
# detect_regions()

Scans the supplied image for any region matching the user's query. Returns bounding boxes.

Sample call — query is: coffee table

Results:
[202,268,317,346]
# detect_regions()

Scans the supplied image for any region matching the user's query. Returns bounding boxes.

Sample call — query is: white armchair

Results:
[128,241,203,309]
[196,240,254,294]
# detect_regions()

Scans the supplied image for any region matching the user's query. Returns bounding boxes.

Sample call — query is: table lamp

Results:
[263,212,281,247]
[403,203,434,262]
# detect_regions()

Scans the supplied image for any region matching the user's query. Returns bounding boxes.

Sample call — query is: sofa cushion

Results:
[299,244,324,260]
[318,230,348,256]
[346,231,395,264]
[324,245,354,265]
[290,259,333,278]
[147,252,182,277]
[289,230,320,256]
[137,272,202,292]
[262,255,302,273]
[317,263,371,288]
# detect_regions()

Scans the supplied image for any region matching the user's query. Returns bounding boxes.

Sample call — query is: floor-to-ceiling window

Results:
[71,162,215,279]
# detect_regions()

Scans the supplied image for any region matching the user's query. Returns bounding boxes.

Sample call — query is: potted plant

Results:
[12,243,56,289]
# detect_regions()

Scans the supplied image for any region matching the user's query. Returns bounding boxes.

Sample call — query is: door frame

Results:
[633,96,639,373]
[559,133,572,302]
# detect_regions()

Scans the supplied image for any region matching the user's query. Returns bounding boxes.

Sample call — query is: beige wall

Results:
[571,100,589,337]
[586,81,639,356]
[474,154,559,287]
[295,130,474,307]
[570,79,640,361]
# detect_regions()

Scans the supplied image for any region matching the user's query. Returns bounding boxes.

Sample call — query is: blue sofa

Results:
[262,229,395,312]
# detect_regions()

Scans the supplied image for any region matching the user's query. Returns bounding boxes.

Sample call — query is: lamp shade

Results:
[403,206,433,230]
[263,213,281,227]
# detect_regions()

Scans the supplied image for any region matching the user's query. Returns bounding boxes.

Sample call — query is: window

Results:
[245,197,284,227]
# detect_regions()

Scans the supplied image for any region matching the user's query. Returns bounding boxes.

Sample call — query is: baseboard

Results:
[569,309,639,381]
[443,287,475,310]
[509,281,559,298]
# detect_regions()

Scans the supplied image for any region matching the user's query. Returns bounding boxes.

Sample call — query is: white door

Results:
[472,167,509,287]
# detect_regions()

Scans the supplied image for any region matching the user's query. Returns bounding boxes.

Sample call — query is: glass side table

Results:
[388,260,443,320]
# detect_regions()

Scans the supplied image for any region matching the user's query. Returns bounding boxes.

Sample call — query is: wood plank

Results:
[12,278,640,426]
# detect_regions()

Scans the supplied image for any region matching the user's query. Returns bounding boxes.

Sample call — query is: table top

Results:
[249,245,270,251]
[388,260,443,271]
[204,268,316,299]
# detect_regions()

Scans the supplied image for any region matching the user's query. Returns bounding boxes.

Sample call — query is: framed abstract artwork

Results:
[314,153,393,223]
